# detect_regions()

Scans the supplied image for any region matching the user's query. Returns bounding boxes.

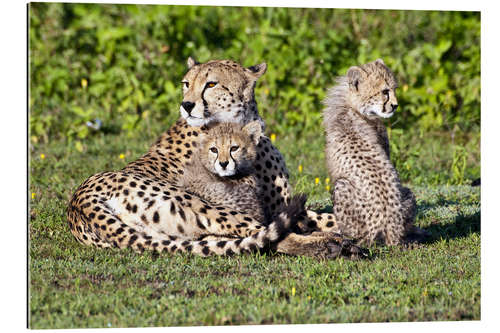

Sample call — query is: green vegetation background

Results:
[29,3,481,328]
[30,3,480,185]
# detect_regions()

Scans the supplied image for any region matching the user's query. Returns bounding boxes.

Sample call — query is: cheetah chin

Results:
[180,108,206,127]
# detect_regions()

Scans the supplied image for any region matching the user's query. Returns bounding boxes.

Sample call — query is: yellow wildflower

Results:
[40,153,45,160]
[298,165,303,173]
[81,78,88,89]
[270,133,276,143]
[315,177,320,185]
[31,192,36,199]
[119,153,125,160]
[325,185,330,191]
[291,287,296,296]
[75,141,84,152]
[325,177,330,184]
[403,84,408,92]
[307,296,311,300]
[264,88,269,95]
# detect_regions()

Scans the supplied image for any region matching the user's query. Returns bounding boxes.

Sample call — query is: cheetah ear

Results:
[347,66,362,91]
[187,57,199,69]
[246,62,267,79]
[242,121,262,145]
[375,58,386,66]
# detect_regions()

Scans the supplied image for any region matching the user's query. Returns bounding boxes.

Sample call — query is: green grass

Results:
[29,119,480,328]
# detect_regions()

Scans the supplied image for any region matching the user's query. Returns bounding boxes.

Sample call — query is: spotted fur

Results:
[180,121,268,222]
[67,58,365,258]
[323,59,424,246]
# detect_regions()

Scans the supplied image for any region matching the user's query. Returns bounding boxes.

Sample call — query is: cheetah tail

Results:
[278,193,308,230]
[124,214,293,257]
[109,210,296,257]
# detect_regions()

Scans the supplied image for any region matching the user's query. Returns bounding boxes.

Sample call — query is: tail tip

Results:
[283,193,308,224]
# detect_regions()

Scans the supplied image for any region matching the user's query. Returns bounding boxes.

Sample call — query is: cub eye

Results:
[206,81,217,88]
[182,81,189,89]
[382,89,390,96]
[209,147,218,154]
[230,145,239,152]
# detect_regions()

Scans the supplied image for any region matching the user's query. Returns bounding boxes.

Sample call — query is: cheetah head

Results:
[346,59,399,119]
[180,57,267,128]
[199,121,262,177]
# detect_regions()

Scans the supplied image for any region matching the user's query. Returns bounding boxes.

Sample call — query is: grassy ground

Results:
[29,119,480,328]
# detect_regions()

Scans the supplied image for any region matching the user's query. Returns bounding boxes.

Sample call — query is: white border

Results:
[3,1,498,332]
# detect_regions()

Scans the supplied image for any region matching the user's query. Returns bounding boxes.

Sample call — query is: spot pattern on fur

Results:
[66,58,365,258]
[322,59,418,246]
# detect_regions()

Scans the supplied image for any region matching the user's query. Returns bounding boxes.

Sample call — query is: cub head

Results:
[345,59,398,118]
[199,121,262,177]
[180,57,267,127]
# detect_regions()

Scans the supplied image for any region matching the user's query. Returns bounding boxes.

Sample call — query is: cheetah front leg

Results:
[273,232,368,259]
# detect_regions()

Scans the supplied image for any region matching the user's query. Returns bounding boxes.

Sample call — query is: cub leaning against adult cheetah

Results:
[323,59,426,246]
[67,57,364,258]
[180,121,269,222]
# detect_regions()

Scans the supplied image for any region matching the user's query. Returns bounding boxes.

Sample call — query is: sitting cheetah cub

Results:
[180,121,277,223]
[323,59,426,246]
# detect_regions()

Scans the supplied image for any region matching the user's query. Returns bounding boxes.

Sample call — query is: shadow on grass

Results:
[423,210,481,243]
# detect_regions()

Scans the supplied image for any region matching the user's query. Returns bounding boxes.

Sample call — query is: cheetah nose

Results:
[391,104,398,112]
[219,161,229,169]
[181,101,196,114]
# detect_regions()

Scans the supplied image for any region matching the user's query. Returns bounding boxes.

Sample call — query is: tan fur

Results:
[323,59,420,246]
[180,121,266,222]
[67,58,366,258]
[180,58,267,128]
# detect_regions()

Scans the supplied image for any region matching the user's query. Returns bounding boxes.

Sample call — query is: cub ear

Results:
[197,129,209,142]
[242,121,263,145]
[246,62,267,79]
[347,66,362,91]
[187,57,199,69]
[375,58,386,66]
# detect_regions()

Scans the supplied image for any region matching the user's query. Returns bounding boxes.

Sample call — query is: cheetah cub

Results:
[180,121,274,222]
[323,59,426,246]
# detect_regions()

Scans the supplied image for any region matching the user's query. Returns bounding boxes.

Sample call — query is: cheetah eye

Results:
[209,147,218,154]
[206,81,217,88]
[182,81,189,89]
[230,145,239,152]
[382,89,390,96]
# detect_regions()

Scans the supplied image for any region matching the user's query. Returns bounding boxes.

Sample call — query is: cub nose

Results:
[219,161,229,169]
[391,104,398,112]
[181,101,195,114]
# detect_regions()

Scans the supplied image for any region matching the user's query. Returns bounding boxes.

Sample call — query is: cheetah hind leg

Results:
[271,193,369,259]
[145,194,308,257]
[272,194,369,259]
[400,186,430,243]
